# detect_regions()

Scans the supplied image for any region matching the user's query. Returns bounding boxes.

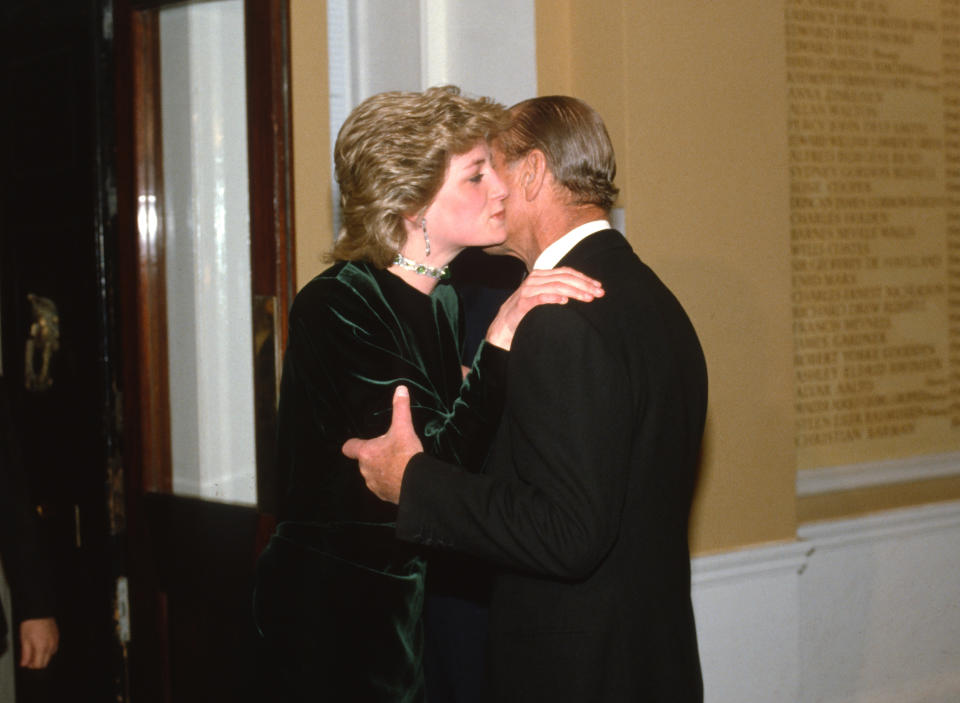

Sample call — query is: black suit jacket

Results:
[397,230,707,702]
[0,377,56,649]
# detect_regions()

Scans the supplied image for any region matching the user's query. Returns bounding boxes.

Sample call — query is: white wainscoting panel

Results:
[797,501,960,703]
[692,541,807,703]
[690,501,960,703]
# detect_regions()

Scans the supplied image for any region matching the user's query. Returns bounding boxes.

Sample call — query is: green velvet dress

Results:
[254,260,507,702]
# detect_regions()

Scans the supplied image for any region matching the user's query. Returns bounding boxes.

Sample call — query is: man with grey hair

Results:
[345,95,707,702]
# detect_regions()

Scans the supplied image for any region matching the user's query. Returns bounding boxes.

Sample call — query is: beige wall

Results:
[289,0,333,290]
[538,0,960,552]
[540,0,798,554]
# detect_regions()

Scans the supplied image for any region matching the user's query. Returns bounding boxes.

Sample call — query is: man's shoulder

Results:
[564,231,682,299]
[512,299,606,356]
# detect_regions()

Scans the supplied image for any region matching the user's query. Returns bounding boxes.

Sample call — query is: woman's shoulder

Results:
[292,260,380,309]
[288,261,402,341]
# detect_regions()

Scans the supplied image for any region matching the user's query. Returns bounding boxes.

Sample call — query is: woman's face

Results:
[419,142,508,258]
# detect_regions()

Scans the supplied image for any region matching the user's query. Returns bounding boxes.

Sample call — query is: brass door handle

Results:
[24,293,60,391]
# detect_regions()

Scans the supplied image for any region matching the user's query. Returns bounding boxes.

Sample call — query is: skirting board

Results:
[692,540,809,586]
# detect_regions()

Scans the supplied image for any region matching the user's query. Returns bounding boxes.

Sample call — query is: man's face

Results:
[484,147,531,262]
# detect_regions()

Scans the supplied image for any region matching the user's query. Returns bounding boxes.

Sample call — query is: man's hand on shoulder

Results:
[343,385,423,504]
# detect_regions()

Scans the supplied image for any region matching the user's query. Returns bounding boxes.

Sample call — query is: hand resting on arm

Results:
[343,385,422,505]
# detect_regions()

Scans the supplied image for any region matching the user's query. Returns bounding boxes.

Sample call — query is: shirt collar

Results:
[532,220,611,270]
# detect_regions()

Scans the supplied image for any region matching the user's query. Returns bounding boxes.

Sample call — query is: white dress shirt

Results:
[532,220,612,270]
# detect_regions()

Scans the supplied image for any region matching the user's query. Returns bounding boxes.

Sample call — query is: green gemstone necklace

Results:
[392,252,450,280]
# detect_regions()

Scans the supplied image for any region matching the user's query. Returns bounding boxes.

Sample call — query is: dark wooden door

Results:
[0,0,127,701]
[112,2,293,701]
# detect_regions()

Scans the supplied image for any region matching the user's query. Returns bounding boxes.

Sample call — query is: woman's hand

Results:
[485,267,604,350]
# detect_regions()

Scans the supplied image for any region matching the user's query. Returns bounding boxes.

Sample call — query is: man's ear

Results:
[521,150,548,201]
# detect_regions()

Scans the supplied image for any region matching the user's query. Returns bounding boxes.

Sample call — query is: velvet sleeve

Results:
[421,338,507,471]
[395,304,634,580]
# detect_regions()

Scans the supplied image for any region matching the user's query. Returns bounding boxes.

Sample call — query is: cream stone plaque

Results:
[787,0,957,469]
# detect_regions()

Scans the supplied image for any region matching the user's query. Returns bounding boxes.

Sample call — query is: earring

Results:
[421,218,430,256]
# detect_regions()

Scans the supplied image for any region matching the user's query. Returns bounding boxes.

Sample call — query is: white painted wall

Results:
[160,0,257,505]
[693,542,806,702]
[420,0,537,107]
[796,504,960,703]
[692,502,960,703]
[326,0,537,234]
[328,0,536,112]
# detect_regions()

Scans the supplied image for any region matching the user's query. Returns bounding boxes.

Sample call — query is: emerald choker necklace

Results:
[392,252,450,280]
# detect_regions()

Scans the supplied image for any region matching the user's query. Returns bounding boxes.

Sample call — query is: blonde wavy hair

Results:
[330,86,509,267]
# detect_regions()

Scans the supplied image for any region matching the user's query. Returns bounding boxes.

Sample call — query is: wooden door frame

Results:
[119,0,294,496]
[113,0,294,699]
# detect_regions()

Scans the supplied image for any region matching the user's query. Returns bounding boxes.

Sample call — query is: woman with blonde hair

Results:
[253,86,602,701]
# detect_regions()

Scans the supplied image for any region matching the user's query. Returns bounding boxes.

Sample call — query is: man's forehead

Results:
[490,147,512,168]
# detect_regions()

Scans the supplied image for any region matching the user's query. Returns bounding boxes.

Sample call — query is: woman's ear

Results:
[402,209,423,227]
[398,210,425,251]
